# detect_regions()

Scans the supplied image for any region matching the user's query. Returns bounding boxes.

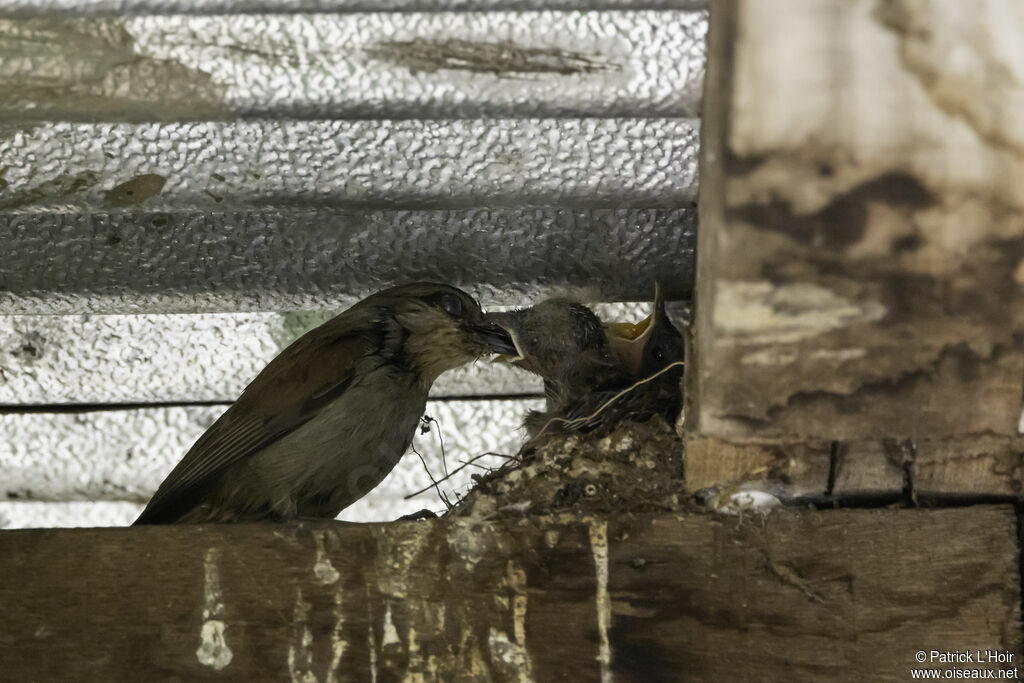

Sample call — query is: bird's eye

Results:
[440,293,463,317]
[651,346,665,362]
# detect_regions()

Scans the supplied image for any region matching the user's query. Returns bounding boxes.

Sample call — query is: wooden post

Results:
[689,0,1024,497]
[693,0,1024,441]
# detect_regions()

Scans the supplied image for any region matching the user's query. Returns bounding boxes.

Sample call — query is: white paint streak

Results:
[288,588,318,683]
[196,547,233,670]
[382,602,401,647]
[325,585,347,683]
[313,530,341,585]
[589,523,613,683]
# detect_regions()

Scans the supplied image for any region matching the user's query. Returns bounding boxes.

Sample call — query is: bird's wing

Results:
[135,323,376,524]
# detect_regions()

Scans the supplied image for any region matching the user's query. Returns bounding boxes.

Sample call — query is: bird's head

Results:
[372,283,517,385]
[603,283,685,378]
[485,299,621,388]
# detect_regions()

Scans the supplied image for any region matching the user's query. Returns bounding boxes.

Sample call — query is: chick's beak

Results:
[482,311,525,363]
[471,319,519,356]
[604,283,665,375]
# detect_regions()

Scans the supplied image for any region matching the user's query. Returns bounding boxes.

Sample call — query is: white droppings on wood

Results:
[715,281,886,345]
[288,588,318,683]
[487,630,535,682]
[196,547,233,670]
[717,490,783,517]
[382,602,401,647]
[449,520,490,569]
[589,522,613,683]
[507,561,534,682]
[375,526,431,598]
[405,626,424,683]
[1018,406,1024,434]
[313,530,340,585]
[325,585,347,683]
[367,618,379,683]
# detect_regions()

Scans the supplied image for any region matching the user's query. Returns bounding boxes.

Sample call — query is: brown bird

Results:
[489,286,684,437]
[135,283,516,524]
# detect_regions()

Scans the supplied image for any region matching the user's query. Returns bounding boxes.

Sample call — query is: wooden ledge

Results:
[0,508,1019,682]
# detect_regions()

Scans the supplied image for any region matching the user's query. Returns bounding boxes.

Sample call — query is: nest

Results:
[447,415,694,520]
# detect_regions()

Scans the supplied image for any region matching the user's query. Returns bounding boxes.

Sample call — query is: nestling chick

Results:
[603,283,686,425]
[488,286,684,438]
[487,300,632,430]
[135,283,516,524]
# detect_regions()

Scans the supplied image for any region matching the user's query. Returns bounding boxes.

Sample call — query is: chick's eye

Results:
[440,294,463,317]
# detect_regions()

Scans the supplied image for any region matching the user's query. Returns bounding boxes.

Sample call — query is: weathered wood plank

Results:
[684,435,831,498]
[693,0,1024,441]
[831,440,907,499]
[0,509,1018,682]
[915,436,1024,499]
[608,508,1021,682]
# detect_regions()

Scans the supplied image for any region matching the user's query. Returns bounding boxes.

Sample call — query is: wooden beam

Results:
[915,436,1024,499]
[0,509,1019,681]
[684,435,831,498]
[693,0,1024,441]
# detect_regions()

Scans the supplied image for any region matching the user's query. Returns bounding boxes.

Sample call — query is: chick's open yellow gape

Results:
[491,329,525,364]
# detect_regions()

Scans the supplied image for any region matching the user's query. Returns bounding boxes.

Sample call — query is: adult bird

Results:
[134,283,516,524]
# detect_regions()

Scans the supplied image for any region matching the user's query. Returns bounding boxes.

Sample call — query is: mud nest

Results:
[448,416,696,520]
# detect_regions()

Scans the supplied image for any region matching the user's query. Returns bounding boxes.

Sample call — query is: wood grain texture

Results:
[684,435,831,498]
[0,509,1019,682]
[693,0,1024,441]
[915,435,1024,498]
[832,440,907,498]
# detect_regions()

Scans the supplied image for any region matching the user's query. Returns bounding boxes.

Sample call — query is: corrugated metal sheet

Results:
[0,2,703,526]
[1,398,540,512]
[1,1,706,16]
[2,209,695,314]
[0,303,666,404]
[0,120,698,212]
[1,12,705,120]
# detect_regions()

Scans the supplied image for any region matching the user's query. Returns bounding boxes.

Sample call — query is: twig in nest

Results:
[404,451,515,500]
[532,361,686,441]
[419,414,449,478]
[409,441,452,510]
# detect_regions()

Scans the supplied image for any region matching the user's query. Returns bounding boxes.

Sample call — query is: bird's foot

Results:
[397,509,438,521]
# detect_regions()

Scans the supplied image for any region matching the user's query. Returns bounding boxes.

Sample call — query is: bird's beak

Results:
[472,319,519,357]
[482,311,525,363]
[604,283,665,375]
